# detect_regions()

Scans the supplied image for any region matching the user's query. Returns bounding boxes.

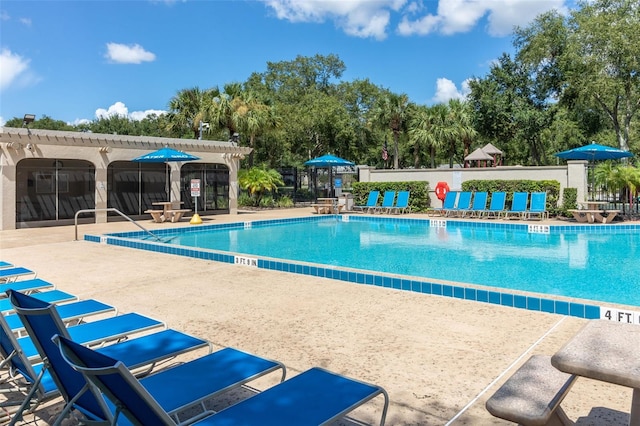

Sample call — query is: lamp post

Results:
[198,121,209,140]
[22,114,35,135]
[229,132,239,145]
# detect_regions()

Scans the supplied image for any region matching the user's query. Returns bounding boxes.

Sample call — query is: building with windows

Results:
[0,127,251,230]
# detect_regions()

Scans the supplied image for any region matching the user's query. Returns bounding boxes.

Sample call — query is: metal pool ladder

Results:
[74,208,162,242]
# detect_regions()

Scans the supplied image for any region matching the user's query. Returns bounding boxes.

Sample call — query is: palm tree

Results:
[447,99,477,167]
[166,87,213,139]
[238,167,284,207]
[409,105,445,168]
[235,92,281,167]
[372,92,410,169]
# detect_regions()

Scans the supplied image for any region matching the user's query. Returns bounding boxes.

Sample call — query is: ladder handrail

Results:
[74,208,162,242]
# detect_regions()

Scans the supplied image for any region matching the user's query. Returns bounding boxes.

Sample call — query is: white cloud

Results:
[261,0,407,40]
[104,43,156,64]
[262,0,569,39]
[95,101,166,121]
[0,116,6,127]
[129,109,166,121]
[399,0,568,37]
[0,48,38,91]
[431,78,471,104]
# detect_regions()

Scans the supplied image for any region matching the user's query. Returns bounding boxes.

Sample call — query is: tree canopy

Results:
[10,1,639,170]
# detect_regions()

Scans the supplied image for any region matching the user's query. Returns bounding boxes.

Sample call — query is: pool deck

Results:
[0,208,635,425]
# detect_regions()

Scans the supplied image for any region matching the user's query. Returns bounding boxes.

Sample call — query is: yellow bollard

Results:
[190,213,202,225]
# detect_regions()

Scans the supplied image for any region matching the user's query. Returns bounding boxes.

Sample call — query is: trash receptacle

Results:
[339,193,354,212]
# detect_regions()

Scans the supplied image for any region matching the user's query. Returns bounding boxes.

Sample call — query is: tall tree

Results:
[515,0,640,151]
[372,91,410,169]
[166,87,213,139]
[447,99,477,167]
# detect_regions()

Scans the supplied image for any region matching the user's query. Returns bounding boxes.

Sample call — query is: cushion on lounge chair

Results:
[353,191,380,213]
[376,191,396,214]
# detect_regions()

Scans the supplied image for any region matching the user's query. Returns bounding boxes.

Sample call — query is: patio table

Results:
[551,320,640,426]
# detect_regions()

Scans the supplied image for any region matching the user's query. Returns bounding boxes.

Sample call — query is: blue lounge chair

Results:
[463,192,488,218]
[0,261,13,269]
[504,192,529,220]
[4,299,116,335]
[9,290,282,425]
[0,266,36,283]
[446,191,472,217]
[389,190,411,214]
[376,191,396,214]
[483,192,507,219]
[56,335,389,426]
[0,278,55,296]
[429,191,457,216]
[353,190,379,213]
[525,192,548,220]
[0,289,77,315]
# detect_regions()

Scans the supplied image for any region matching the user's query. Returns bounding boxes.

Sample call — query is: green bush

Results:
[276,195,295,208]
[351,181,430,212]
[560,188,578,217]
[238,193,253,207]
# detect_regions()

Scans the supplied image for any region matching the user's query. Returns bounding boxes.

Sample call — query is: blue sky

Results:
[0,0,573,126]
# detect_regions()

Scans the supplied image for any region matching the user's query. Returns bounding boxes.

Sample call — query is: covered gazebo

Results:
[482,143,503,166]
[464,147,494,168]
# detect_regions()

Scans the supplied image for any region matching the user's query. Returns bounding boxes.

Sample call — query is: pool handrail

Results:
[74,208,162,242]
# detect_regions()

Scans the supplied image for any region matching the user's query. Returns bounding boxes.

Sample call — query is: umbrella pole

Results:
[165,162,170,201]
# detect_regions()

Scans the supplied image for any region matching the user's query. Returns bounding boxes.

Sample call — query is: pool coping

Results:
[85,214,640,326]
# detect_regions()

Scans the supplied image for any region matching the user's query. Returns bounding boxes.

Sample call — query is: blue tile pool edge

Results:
[85,215,640,323]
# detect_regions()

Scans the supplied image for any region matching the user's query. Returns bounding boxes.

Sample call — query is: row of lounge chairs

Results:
[353,190,411,214]
[0,262,389,425]
[429,191,548,220]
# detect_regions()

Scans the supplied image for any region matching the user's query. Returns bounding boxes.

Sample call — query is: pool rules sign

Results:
[189,179,203,224]
[190,179,201,197]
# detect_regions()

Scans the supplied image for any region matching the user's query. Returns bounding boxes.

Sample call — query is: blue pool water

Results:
[147,218,640,308]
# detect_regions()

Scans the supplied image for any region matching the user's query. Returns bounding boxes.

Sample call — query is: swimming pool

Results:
[92,215,640,324]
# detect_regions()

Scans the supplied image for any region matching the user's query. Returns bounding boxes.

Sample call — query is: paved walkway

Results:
[0,209,633,425]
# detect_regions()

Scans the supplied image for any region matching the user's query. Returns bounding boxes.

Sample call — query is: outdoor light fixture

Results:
[198,121,210,140]
[22,114,36,135]
[230,132,240,145]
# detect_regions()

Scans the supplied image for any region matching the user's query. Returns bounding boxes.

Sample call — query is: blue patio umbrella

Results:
[132,146,200,200]
[555,142,633,200]
[304,154,355,167]
[555,142,633,161]
[304,154,355,198]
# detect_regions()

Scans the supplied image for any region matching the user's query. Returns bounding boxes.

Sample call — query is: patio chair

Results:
[8,290,283,425]
[0,261,13,269]
[429,191,457,216]
[56,335,389,426]
[0,278,55,296]
[525,192,548,220]
[463,192,488,218]
[0,266,36,283]
[388,191,411,214]
[504,192,529,220]
[446,191,472,217]
[0,289,77,315]
[482,192,507,219]
[376,191,396,214]
[4,299,115,335]
[353,190,380,213]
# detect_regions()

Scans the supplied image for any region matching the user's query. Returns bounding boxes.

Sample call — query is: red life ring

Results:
[435,182,450,202]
